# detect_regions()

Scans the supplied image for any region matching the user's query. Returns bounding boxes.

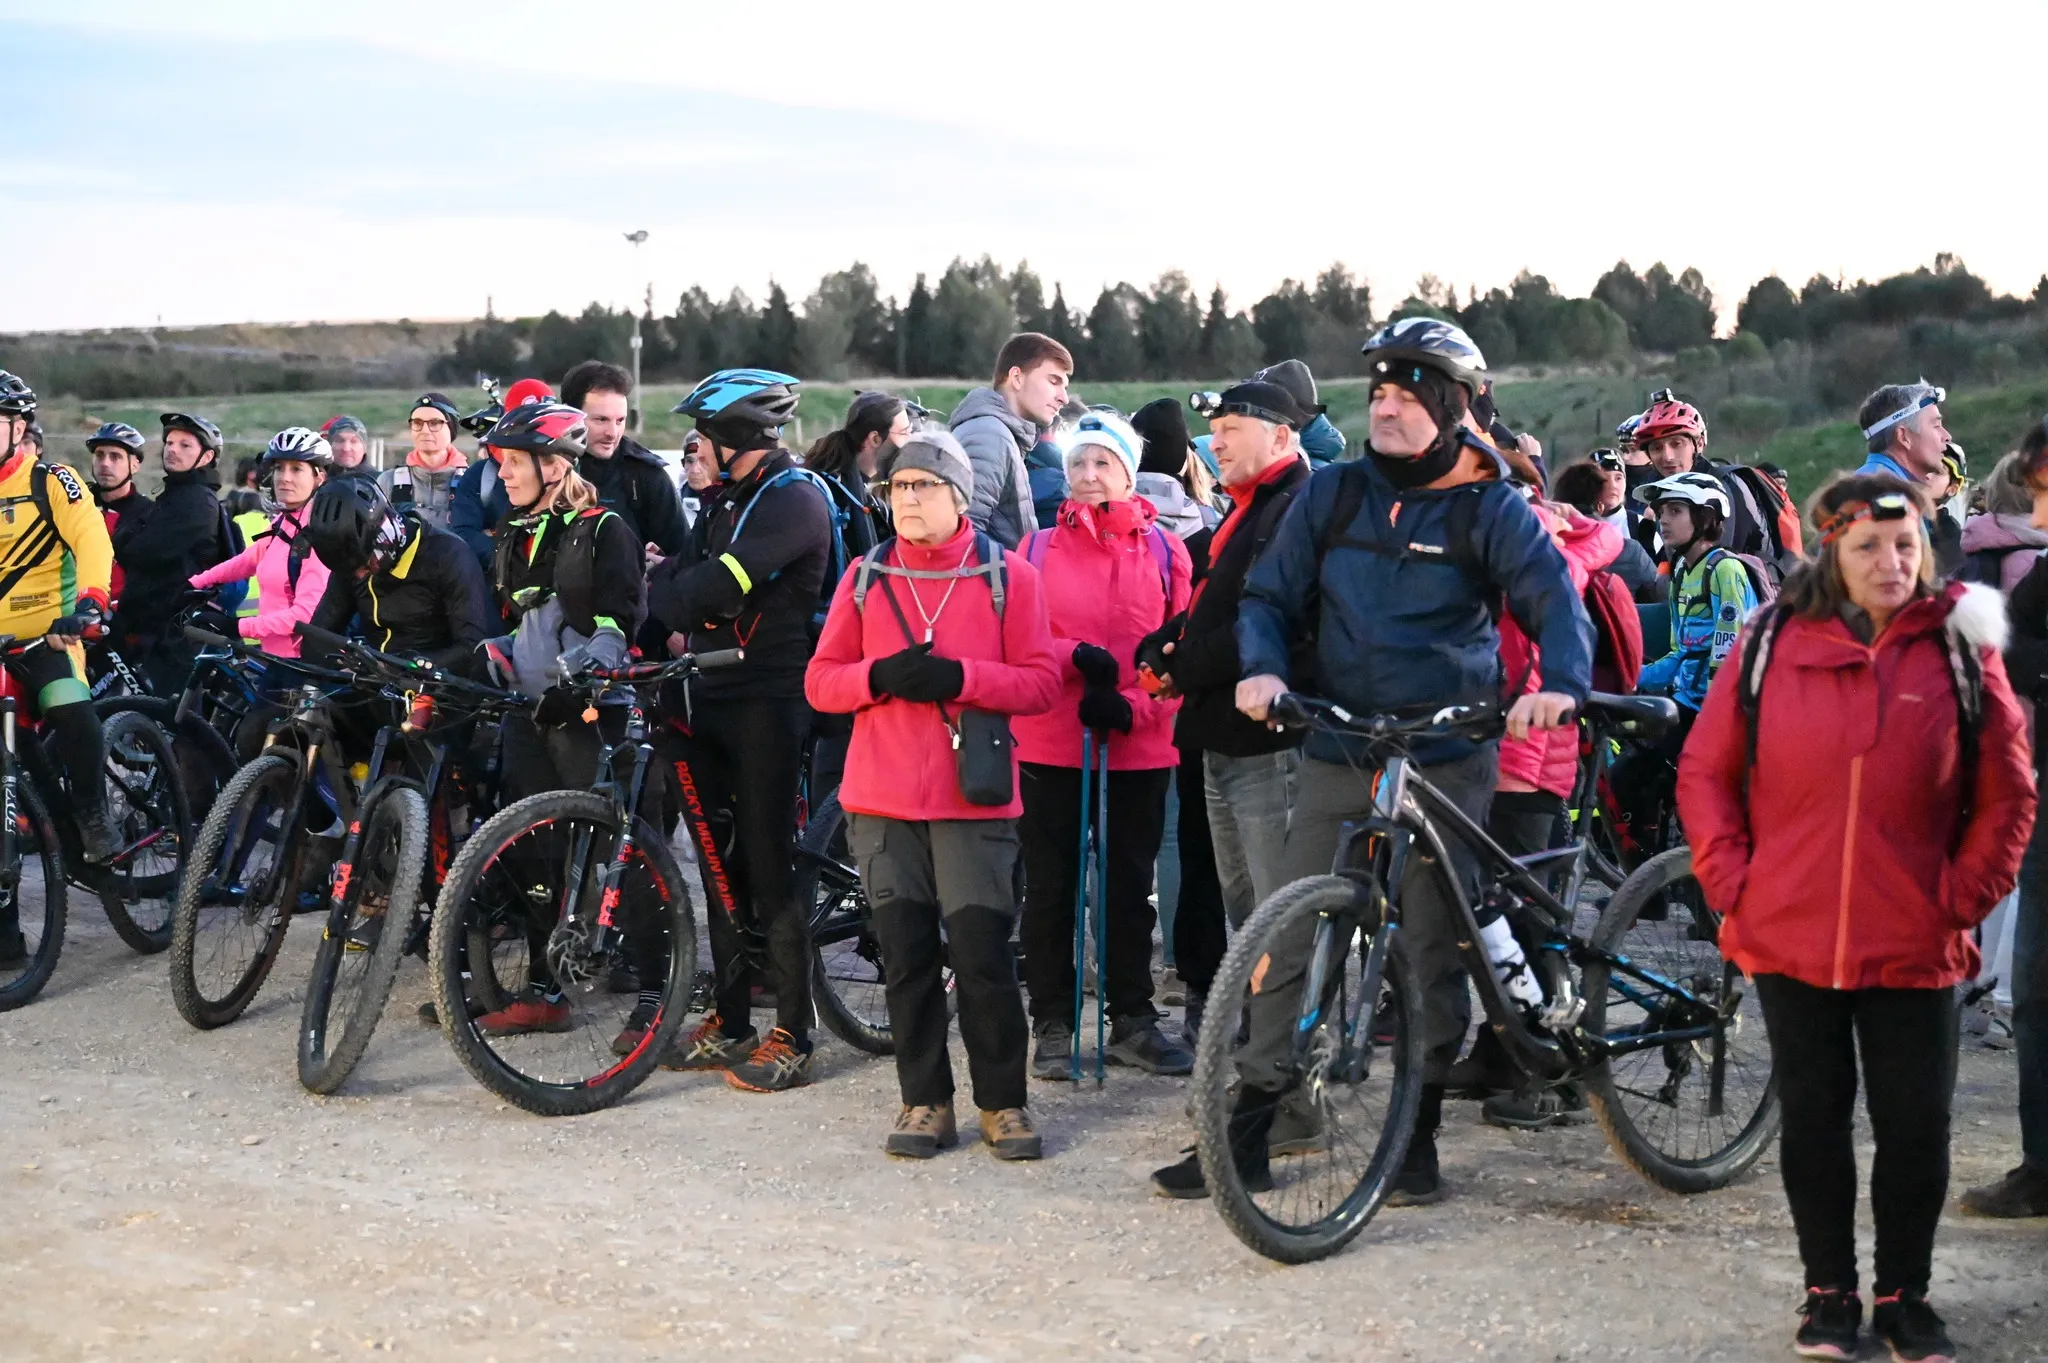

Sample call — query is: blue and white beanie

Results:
[1061,410,1141,484]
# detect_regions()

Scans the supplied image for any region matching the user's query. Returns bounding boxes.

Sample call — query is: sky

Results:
[5,0,2047,334]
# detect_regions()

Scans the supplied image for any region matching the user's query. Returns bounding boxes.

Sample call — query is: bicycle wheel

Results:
[97,695,236,827]
[168,753,301,1029]
[1193,874,1423,1264]
[0,777,69,1012]
[801,792,893,1055]
[428,790,695,1117]
[297,784,430,1094]
[1580,845,1779,1193]
[93,710,190,954]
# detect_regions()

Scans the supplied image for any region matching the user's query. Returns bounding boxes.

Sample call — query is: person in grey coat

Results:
[947,332,1073,548]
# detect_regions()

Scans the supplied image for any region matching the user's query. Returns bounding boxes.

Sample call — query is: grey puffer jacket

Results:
[1136,472,1218,539]
[948,387,1039,549]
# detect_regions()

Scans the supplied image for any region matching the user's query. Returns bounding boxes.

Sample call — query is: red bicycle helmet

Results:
[1634,394,1707,451]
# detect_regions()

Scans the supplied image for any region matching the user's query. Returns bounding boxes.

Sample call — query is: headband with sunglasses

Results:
[1589,448,1625,472]
[1861,385,1945,442]
[1817,491,1915,546]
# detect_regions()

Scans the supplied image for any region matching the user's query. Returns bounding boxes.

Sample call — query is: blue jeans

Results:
[2016,808,2048,1170]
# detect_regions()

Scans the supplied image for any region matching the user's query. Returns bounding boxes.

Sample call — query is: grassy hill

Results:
[32,373,2048,504]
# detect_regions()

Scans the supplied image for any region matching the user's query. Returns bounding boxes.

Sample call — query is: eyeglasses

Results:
[887,477,948,500]
[409,417,449,431]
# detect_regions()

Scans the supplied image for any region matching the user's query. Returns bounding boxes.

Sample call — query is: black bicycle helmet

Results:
[262,426,334,466]
[460,400,503,437]
[674,368,800,451]
[86,421,147,455]
[160,411,224,455]
[1359,318,1489,400]
[0,371,37,418]
[483,400,588,460]
[305,477,399,573]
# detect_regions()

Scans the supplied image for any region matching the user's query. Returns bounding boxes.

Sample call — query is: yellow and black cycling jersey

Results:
[0,451,114,636]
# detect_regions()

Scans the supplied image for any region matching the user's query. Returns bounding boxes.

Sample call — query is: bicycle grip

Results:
[294,622,349,654]
[183,625,236,648]
[694,647,746,671]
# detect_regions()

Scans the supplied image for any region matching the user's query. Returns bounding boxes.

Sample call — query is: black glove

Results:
[1072,641,1119,690]
[533,685,586,728]
[869,643,965,704]
[1078,686,1133,735]
[48,597,107,641]
[1133,613,1183,681]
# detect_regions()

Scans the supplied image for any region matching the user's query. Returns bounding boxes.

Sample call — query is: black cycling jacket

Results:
[308,516,495,673]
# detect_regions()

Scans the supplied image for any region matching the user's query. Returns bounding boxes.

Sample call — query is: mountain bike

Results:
[294,624,523,1094]
[0,636,191,1011]
[93,597,258,822]
[168,634,384,1029]
[1191,692,1778,1263]
[427,648,741,1116]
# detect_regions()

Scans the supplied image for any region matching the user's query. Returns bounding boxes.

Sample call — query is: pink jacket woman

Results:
[1011,496,1192,770]
[1498,509,1623,797]
[189,503,331,658]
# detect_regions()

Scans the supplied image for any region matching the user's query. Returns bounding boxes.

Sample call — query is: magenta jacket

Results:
[189,504,332,658]
[1498,510,1623,797]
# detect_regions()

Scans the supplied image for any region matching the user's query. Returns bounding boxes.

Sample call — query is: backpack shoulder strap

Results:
[980,531,1007,621]
[1313,462,1369,562]
[1022,527,1050,571]
[1944,624,1987,812]
[28,463,56,544]
[1734,603,1794,771]
[1446,485,1486,582]
[1144,525,1173,599]
[851,536,896,614]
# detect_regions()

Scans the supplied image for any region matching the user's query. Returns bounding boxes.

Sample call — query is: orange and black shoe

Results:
[725,1028,814,1092]
[477,994,572,1036]
[662,1014,760,1071]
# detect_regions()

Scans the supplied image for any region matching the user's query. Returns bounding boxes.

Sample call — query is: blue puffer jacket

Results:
[1237,454,1595,763]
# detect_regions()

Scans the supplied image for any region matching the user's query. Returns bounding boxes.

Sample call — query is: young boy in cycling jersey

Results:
[1614,471,1759,858]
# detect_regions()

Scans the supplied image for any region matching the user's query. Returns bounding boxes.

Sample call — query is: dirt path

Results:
[4,914,2044,1363]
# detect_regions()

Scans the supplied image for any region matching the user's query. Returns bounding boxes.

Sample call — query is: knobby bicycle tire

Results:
[298,784,430,1094]
[428,790,696,1117]
[1193,874,1424,1264]
[168,753,301,1029]
[0,778,69,1012]
[1580,845,1780,1193]
[93,710,190,954]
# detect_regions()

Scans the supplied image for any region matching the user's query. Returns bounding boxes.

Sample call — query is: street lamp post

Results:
[624,230,649,434]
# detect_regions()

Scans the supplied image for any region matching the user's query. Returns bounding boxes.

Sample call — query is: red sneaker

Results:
[477,996,573,1036]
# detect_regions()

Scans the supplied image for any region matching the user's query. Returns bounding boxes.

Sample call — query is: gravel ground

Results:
[4,907,2045,1363]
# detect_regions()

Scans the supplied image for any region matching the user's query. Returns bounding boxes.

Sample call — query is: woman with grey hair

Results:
[1958,450,2048,591]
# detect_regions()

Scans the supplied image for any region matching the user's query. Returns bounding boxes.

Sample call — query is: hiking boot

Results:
[1106,1013,1193,1076]
[1793,1287,1862,1361]
[1444,1033,1519,1099]
[605,960,638,995]
[1151,1086,1278,1198]
[884,1103,958,1159]
[663,1014,759,1071]
[978,1108,1042,1161]
[1959,1162,2048,1218]
[477,995,572,1036]
[1268,1087,1328,1157]
[0,927,27,966]
[1181,991,1205,1050]
[609,1001,660,1057]
[1386,1084,1445,1207]
[76,810,121,865]
[725,1028,814,1092]
[1030,1021,1074,1081]
[1482,1083,1593,1132]
[1871,1290,1953,1363]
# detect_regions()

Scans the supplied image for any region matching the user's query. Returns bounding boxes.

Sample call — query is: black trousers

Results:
[1018,761,1172,1027]
[1167,745,1229,998]
[1608,706,1696,860]
[668,696,813,1042]
[851,814,1028,1112]
[1754,973,1958,1295]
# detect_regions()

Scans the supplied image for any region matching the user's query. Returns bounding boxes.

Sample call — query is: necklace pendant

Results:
[923,626,934,644]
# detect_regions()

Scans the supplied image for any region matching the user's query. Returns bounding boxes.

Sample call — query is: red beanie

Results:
[504,378,553,410]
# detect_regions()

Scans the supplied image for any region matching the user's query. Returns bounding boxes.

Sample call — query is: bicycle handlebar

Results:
[577,646,745,685]
[292,623,530,709]
[1267,693,1506,742]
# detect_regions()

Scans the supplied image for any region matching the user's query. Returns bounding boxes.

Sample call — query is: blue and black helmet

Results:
[86,421,147,455]
[674,368,800,453]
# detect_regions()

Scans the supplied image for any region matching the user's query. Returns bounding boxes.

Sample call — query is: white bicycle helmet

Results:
[1639,470,1730,518]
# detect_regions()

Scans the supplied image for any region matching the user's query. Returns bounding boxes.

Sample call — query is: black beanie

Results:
[1376,364,1467,437]
[1131,398,1193,476]
[1253,359,1322,419]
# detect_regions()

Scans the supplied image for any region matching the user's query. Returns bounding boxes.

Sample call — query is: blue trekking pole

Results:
[1070,729,1096,1082]
[1089,726,1109,1087]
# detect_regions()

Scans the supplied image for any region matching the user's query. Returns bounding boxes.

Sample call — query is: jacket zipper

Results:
[1832,753,1863,988]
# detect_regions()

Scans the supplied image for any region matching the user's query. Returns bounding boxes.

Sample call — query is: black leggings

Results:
[667,696,813,1043]
[1754,973,1958,1296]
[1167,745,1229,998]
[8,647,106,822]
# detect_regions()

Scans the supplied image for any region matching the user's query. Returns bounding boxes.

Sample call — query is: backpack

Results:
[850,531,1008,625]
[724,466,850,636]
[1584,568,1644,693]
[1699,546,1779,610]
[1720,464,1801,579]
[1735,601,1985,806]
[1020,522,1173,602]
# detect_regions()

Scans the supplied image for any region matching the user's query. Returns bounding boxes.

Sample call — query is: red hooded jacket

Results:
[805,519,1061,822]
[1012,497,1192,770]
[1499,509,1624,797]
[1677,582,2036,991]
